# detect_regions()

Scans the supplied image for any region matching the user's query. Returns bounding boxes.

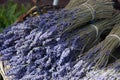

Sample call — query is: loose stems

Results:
[83,59,120,80]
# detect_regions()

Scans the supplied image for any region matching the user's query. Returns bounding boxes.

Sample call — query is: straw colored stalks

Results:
[65,13,120,55]
[64,14,120,76]
[82,22,120,70]
[65,0,87,9]
[62,0,114,34]
[65,0,113,9]
[94,23,120,69]
[90,13,120,34]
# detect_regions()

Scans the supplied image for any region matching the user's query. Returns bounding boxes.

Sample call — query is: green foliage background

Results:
[0,0,27,32]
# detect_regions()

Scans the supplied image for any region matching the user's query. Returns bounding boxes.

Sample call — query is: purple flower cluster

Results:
[0,9,75,79]
[0,7,116,80]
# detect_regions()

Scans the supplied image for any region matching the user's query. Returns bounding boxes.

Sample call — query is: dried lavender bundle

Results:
[65,0,113,9]
[50,13,120,79]
[82,23,120,70]
[0,0,115,79]
[62,13,120,52]
[49,0,114,37]
[62,0,114,34]
[39,0,115,39]
[60,33,120,80]
[94,23,120,69]
[0,12,119,80]
[65,0,87,9]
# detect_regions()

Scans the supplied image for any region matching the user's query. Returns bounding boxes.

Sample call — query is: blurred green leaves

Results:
[0,0,27,32]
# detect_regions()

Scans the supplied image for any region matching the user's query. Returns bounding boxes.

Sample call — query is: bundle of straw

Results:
[82,22,120,69]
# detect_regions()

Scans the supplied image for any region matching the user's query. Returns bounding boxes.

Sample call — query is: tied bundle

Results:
[94,23,120,69]
[82,23,120,69]
[62,0,114,34]
[0,0,117,80]
[53,13,120,79]
[36,0,114,38]
[65,0,87,9]
[58,13,120,64]
[0,10,116,80]
[65,0,113,9]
